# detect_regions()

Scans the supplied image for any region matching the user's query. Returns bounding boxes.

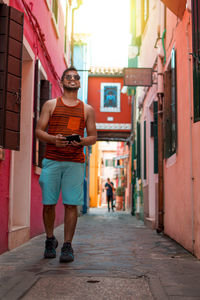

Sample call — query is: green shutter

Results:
[164,70,172,158]
[192,0,200,121]
[163,48,177,158]
[144,120,146,179]
[153,101,158,173]
[171,48,177,154]
[136,122,141,179]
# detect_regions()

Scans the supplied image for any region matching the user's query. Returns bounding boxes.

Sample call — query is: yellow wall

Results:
[89,143,99,207]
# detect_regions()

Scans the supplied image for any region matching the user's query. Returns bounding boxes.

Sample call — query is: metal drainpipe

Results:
[186,18,195,254]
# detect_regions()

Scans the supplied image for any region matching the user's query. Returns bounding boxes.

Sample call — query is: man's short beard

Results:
[63,85,79,91]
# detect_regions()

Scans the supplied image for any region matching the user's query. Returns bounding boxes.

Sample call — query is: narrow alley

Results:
[1,208,200,300]
[1,1,200,299]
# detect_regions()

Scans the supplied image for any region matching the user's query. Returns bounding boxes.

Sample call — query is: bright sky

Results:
[61,0,130,68]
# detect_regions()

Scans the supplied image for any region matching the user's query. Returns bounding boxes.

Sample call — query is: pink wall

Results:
[88,76,132,126]
[163,11,194,253]
[10,0,67,97]
[0,151,10,254]
[7,1,68,241]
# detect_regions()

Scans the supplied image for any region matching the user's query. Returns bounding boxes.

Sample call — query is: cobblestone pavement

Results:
[0,207,200,299]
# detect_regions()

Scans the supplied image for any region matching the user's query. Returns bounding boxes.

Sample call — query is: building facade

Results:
[87,70,132,211]
[132,0,200,258]
[0,0,73,254]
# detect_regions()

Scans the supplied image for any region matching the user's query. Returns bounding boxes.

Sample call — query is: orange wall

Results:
[89,143,99,207]
[88,76,132,125]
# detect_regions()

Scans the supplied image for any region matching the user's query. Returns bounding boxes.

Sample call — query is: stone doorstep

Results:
[145,217,156,229]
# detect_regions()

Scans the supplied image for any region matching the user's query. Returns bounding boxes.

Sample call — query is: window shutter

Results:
[33,60,40,165]
[150,121,154,137]
[153,101,158,173]
[0,4,24,150]
[143,120,146,180]
[171,49,177,154]
[38,80,51,168]
[164,70,172,158]
[136,122,141,179]
[192,0,200,121]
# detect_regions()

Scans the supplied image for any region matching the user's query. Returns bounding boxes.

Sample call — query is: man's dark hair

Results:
[61,66,78,81]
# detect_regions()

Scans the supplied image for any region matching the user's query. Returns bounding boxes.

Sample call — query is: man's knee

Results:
[43,205,56,213]
[64,204,77,211]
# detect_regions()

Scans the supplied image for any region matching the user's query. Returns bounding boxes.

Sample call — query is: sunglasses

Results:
[64,74,80,80]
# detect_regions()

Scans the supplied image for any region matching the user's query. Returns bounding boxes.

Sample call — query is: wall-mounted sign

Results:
[124,68,152,87]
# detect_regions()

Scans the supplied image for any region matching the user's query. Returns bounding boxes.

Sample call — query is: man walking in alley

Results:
[105,178,114,212]
[35,66,97,263]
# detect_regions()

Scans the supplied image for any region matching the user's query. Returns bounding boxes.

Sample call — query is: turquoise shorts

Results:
[39,158,84,206]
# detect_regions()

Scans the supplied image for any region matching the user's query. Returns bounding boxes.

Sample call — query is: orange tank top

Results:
[45,97,85,163]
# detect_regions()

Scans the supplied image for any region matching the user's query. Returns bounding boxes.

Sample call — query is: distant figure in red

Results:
[105,178,114,212]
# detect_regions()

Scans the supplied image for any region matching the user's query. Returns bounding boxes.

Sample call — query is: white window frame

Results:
[100,82,121,112]
[44,0,51,10]
[51,0,60,38]
[64,1,71,65]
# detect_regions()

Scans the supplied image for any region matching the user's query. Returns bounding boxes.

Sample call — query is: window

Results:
[141,0,149,33]
[51,0,60,38]
[153,101,158,173]
[52,0,58,24]
[64,2,71,65]
[164,48,177,158]
[105,159,114,167]
[192,0,200,121]
[33,60,52,168]
[64,2,68,53]
[44,0,51,10]
[136,122,141,179]
[100,83,121,112]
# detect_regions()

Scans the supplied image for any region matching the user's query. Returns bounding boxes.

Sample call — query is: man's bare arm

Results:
[81,105,97,146]
[35,100,67,148]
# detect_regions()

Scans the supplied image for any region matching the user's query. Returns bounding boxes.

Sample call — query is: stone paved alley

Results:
[1,208,200,299]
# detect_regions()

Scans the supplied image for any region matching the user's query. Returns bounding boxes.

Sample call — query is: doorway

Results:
[8,38,34,249]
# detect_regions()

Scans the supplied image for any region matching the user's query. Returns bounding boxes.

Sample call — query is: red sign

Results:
[124,68,152,87]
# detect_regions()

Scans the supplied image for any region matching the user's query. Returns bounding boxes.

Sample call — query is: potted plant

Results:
[116,186,125,210]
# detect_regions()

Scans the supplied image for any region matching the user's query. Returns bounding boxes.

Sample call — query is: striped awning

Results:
[161,0,186,19]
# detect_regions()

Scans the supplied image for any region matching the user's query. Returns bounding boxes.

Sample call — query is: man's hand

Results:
[55,134,68,147]
[70,138,83,147]
[55,135,82,147]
